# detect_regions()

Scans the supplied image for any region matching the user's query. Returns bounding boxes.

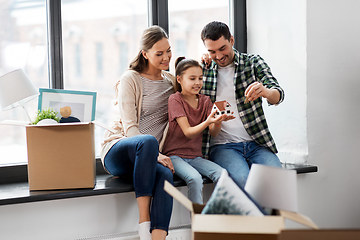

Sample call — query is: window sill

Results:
[0,162,317,206]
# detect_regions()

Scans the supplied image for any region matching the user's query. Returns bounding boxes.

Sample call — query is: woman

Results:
[101,26,176,240]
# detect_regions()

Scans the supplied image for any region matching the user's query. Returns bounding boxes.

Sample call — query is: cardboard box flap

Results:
[1,119,116,134]
[280,210,319,229]
[27,122,92,127]
[92,120,117,133]
[192,214,284,234]
[164,180,194,213]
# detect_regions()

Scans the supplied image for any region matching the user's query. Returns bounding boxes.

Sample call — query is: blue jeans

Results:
[104,135,173,233]
[209,141,282,188]
[170,156,223,204]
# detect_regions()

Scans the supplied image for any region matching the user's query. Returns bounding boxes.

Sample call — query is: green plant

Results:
[32,108,60,125]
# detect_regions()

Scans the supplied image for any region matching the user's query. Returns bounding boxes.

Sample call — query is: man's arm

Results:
[245,82,281,105]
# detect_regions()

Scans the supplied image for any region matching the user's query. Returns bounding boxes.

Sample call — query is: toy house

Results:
[213,100,231,116]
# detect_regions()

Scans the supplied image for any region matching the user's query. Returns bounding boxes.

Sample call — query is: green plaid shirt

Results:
[201,48,285,159]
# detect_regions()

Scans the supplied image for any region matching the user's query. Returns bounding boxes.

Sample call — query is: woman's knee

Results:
[157,165,174,184]
[137,135,158,149]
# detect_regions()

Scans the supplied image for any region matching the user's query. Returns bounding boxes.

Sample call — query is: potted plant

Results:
[32,107,60,125]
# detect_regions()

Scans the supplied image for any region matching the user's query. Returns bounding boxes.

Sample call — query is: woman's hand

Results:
[201,53,212,68]
[158,153,175,174]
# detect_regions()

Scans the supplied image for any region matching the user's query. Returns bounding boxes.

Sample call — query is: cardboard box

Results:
[26,122,96,191]
[279,229,360,240]
[164,181,321,240]
[190,229,360,240]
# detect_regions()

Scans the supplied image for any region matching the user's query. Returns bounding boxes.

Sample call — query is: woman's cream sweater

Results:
[100,69,176,165]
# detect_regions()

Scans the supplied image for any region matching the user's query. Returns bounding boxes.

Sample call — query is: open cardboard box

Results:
[1,120,113,191]
[164,180,323,240]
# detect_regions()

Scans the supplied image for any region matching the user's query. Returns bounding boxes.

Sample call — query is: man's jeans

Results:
[209,141,282,188]
[170,156,223,204]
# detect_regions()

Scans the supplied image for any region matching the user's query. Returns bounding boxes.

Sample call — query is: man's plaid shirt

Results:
[200,48,285,159]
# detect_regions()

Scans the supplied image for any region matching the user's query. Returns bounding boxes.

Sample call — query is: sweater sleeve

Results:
[118,71,142,137]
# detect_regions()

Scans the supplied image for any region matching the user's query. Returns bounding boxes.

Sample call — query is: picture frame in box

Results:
[38,88,96,122]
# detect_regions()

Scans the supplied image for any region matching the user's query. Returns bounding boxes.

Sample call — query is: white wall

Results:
[248,0,360,228]
[0,185,195,240]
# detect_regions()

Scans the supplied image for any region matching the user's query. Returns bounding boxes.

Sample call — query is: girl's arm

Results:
[176,110,223,139]
[208,122,222,137]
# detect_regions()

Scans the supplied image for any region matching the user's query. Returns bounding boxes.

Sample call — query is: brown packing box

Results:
[26,122,96,191]
[164,181,360,240]
[192,230,360,240]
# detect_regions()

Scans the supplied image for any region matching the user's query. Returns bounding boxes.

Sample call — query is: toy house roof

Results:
[213,101,231,111]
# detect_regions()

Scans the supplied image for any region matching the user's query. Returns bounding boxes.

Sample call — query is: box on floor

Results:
[164,181,360,240]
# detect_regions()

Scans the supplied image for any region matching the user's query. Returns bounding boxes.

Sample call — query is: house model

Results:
[213,100,231,116]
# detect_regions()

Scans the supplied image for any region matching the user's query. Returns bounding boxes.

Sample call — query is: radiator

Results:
[76,224,191,240]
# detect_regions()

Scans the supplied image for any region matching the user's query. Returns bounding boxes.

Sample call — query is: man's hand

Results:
[245,82,280,105]
[158,153,175,174]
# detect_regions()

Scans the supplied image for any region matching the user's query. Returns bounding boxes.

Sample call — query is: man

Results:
[200,21,285,188]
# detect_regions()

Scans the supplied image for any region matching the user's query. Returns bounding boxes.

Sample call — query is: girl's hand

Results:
[158,153,175,174]
[206,110,235,125]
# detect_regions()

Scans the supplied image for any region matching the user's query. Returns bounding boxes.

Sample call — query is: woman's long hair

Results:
[114,25,169,101]
[129,25,168,73]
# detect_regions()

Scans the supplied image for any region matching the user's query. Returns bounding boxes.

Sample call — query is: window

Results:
[168,0,230,70]
[61,0,148,157]
[0,0,247,168]
[0,0,48,165]
[75,43,82,78]
[119,42,128,76]
[95,42,103,79]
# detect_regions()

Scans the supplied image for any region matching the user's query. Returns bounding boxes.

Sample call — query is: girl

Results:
[162,57,234,204]
[101,26,176,240]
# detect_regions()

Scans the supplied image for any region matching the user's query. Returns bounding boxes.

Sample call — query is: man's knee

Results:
[228,171,247,189]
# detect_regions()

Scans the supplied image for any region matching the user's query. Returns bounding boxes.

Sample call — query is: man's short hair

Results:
[201,21,232,42]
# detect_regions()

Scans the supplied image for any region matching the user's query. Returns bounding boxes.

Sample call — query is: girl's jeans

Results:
[104,135,173,233]
[170,155,223,204]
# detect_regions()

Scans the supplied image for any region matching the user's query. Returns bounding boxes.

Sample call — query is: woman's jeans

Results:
[209,141,282,188]
[170,156,223,204]
[104,135,173,233]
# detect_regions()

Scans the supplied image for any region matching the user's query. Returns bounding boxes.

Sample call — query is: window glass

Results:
[0,0,48,165]
[168,0,229,71]
[61,0,148,156]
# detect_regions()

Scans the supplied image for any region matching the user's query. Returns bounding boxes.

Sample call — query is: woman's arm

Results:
[158,152,175,173]
[118,71,142,137]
